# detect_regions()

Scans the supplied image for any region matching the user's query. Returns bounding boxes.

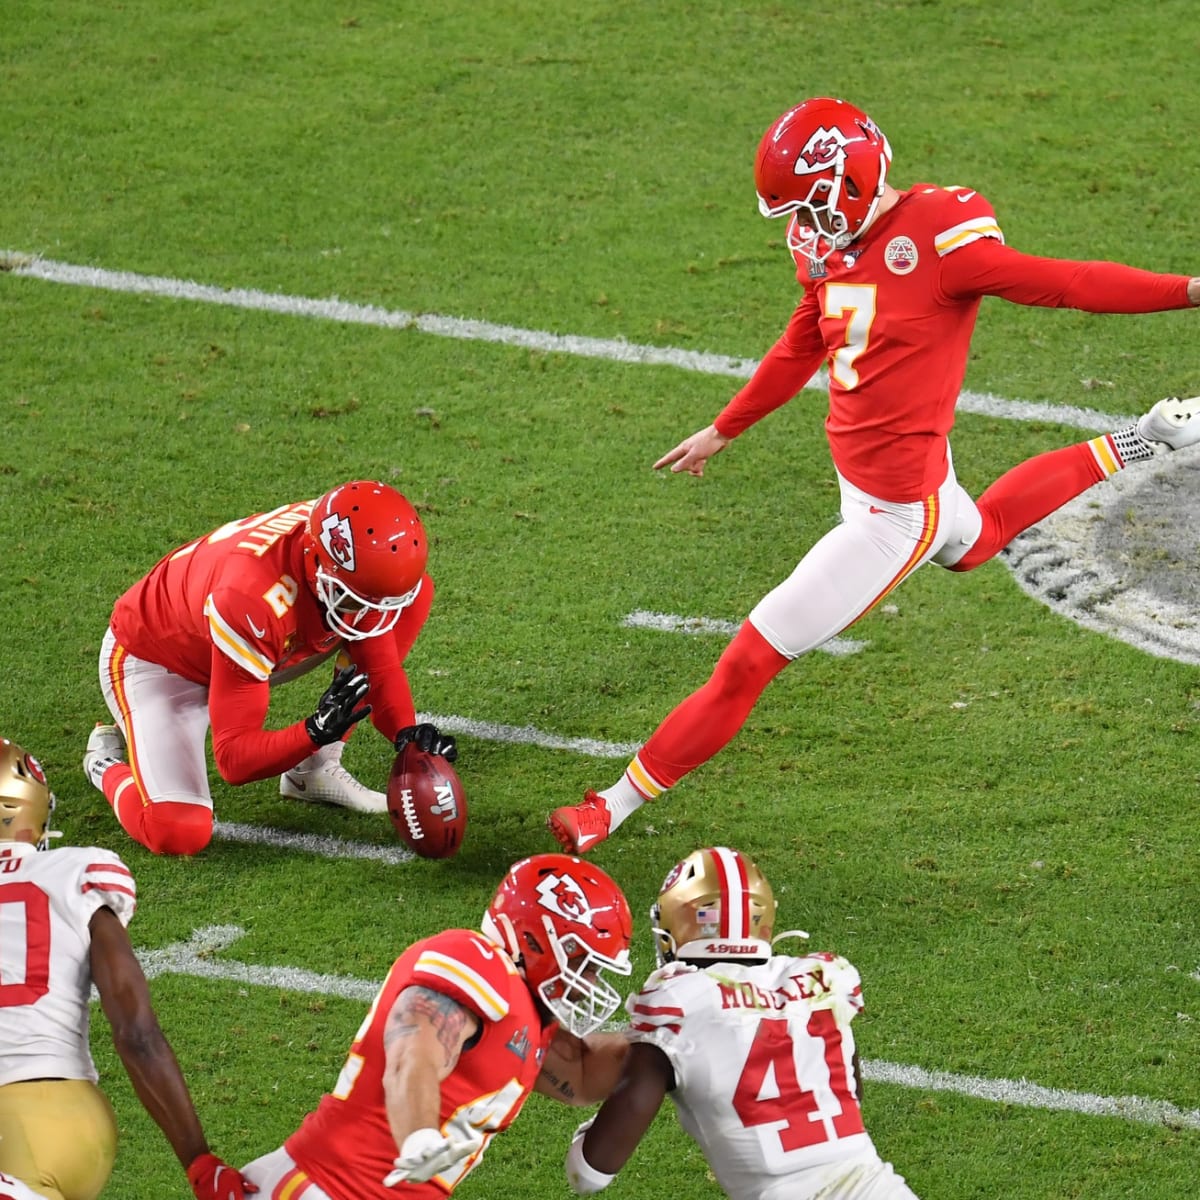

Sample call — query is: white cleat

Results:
[1136,395,1200,452]
[280,747,387,814]
[83,723,126,791]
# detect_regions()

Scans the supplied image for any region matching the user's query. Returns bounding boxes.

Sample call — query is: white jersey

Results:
[0,1171,52,1200]
[0,842,136,1086]
[627,953,877,1200]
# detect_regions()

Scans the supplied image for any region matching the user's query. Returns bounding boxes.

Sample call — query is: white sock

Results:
[598,780,648,832]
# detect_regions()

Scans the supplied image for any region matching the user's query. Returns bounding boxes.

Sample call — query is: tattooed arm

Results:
[382,984,482,1149]
[535,1028,631,1107]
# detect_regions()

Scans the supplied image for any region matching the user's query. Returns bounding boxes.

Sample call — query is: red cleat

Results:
[547,790,612,854]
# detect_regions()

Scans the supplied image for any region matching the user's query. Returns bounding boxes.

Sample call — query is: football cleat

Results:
[83,723,126,792]
[547,790,612,855]
[1136,395,1200,452]
[281,745,387,814]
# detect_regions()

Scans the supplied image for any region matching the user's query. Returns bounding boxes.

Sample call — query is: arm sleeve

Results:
[941,237,1192,312]
[712,293,827,439]
[355,573,434,740]
[207,649,315,784]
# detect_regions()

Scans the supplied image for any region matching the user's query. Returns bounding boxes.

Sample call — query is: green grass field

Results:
[3,3,1199,1198]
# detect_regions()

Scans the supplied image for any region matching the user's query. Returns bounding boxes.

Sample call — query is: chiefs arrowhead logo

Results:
[319,512,356,571]
[536,872,597,928]
[794,124,858,174]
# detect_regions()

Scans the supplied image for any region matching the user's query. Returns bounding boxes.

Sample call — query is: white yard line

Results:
[3,252,1121,432]
[136,925,1200,1131]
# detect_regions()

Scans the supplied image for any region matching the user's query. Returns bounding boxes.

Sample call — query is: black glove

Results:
[305,665,372,746]
[394,722,457,763]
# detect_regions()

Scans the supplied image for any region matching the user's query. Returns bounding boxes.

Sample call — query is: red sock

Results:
[638,622,790,789]
[950,442,1106,572]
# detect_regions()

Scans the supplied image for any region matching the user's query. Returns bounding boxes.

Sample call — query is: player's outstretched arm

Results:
[535,1028,630,1107]
[564,1043,674,1194]
[380,985,482,1187]
[653,424,731,476]
[88,909,256,1199]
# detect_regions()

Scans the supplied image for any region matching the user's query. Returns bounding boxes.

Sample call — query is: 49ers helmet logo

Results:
[536,872,597,928]
[25,754,46,785]
[319,512,356,571]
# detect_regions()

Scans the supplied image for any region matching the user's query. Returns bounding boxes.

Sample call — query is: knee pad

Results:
[143,801,214,856]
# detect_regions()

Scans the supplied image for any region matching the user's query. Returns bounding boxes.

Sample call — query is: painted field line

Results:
[2,252,1122,433]
[212,820,414,863]
[136,925,1200,1131]
[624,610,867,656]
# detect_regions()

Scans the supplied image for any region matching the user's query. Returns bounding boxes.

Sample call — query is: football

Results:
[386,743,468,859]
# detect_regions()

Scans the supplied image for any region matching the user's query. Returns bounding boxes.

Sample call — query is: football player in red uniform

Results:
[550,96,1200,853]
[565,846,917,1200]
[236,853,633,1199]
[83,480,457,856]
[0,738,253,1200]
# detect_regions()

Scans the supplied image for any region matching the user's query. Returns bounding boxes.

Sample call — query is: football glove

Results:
[384,1126,484,1186]
[305,665,372,746]
[186,1153,258,1200]
[394,722,457,763]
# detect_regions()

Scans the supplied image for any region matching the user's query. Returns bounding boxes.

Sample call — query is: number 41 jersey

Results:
[627,952,876,1200]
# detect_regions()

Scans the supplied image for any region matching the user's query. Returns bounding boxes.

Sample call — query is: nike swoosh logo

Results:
[574,830,605,850]
[869,505,887,514]
[474,940,494,959]
[247,615,266,638]
[956,190,976,203]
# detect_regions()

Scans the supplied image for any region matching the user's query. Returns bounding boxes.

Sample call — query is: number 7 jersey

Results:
[627,952,875,1199]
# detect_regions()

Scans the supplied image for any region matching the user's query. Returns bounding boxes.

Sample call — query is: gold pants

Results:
[0,1079,117,1200]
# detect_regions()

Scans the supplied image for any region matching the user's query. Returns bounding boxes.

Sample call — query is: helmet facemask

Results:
[313,566,422,641]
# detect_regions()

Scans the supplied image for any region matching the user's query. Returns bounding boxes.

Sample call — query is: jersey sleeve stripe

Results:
[204,596,274,680]
[934,217,1004,256]
[629,1002,685,1018]
[81,881,137,900]
[631,1018,682,1035]
[414,951,509,1021]
[85,862,132,877]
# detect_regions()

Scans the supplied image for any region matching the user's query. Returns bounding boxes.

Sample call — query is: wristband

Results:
[565,1135,615,1195]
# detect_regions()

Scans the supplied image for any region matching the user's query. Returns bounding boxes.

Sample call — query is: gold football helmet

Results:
[0,737,56,849]
[651,846,778,966]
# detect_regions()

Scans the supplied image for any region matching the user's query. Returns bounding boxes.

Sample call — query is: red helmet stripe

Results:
[711,847,750,939]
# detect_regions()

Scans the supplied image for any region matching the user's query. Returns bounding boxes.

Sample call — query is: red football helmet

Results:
[754,97,893,268]
[481,853,633,1036]
[305,481,428,640]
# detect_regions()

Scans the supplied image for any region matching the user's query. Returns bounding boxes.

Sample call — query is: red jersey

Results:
[286,929,557,1199]
[109,502,432,783]
[714,184,1192,502]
